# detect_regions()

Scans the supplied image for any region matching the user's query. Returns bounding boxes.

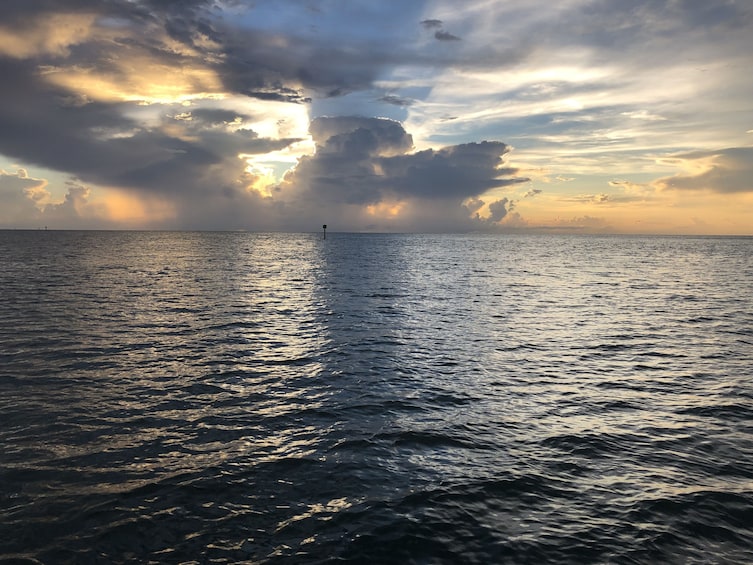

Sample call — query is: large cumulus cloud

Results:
[278,117,528,231]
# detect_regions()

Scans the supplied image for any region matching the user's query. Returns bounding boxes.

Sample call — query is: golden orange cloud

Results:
[42,57,223,105]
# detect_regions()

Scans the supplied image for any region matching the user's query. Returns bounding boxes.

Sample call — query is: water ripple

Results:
[1,231,752,563]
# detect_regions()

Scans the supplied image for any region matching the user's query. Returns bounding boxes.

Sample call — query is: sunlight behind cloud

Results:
[243,163,278,198]
[41,60,223,105]
[366,200,406,218]
[104,189,176,224]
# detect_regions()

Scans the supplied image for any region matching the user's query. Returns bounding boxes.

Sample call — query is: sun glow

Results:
[41,62,224,105]
[104,190,175,224]
[366,200,405,218]
[244,162,279,198]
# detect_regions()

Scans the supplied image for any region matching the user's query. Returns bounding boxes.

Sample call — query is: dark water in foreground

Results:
[1,231,752,564]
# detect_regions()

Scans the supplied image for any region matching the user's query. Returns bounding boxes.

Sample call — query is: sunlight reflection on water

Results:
[1,231,752,563]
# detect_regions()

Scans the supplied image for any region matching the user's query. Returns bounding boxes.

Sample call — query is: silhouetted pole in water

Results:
[322,224,327,240]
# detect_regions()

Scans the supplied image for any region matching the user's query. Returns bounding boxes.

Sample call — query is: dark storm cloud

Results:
[1,0,384,105]
[379,141,523,199]
[0,58,135,176]
[215,28,389,101]
[310,116,414,157]
[96,120,299,196]
[284,117,527,206]
[0,48,297,197]
[0,88,285,198]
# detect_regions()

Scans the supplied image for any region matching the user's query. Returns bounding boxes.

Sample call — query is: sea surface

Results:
[1,231,752,564]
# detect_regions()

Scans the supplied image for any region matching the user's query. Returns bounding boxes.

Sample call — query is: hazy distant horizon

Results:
[3,228,753,238]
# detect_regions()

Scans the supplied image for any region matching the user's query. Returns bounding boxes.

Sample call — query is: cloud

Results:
[435,30,461,41]
[0,51,302,204]
[1,115,529,232]
[40,181,103,226]
[464,197,485,214]
[524,188,542,198]
[487,198,510,222]
[283,116,526,205]
[0,1,749,233]
[418,17,460,41]
[654,147,753,193]
[420,19,444,29]
[277,117,527,230]
[0,172,117,229]
[0,8,101,59]
[379,94,415,107]
[0,1,394,109]
[0,169,48,226]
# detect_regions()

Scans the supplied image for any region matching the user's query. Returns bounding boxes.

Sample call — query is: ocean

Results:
[1,230,752,564]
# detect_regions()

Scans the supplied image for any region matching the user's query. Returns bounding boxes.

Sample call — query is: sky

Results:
[1,0,752,234]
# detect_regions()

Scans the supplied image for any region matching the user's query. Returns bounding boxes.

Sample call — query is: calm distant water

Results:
[1,231,752,564]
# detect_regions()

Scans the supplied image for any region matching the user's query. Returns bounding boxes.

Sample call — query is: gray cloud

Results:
[420,18,461,42]
[465,197,485,214]
[274,117,528,231]
[487,198,510,222]
[0,56,299,200]
[284,117,527,207]
[379,94,414,107]
[435,30,461,41]
[378,141,525,199]
[420,19,443,29]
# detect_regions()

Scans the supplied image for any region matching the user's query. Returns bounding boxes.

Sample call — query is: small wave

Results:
[677,403,753,422]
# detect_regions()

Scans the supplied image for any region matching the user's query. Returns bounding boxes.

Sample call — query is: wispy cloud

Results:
[654,148,753,193]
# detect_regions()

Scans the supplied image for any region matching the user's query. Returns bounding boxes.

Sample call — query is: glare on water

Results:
[1,231,752,563]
